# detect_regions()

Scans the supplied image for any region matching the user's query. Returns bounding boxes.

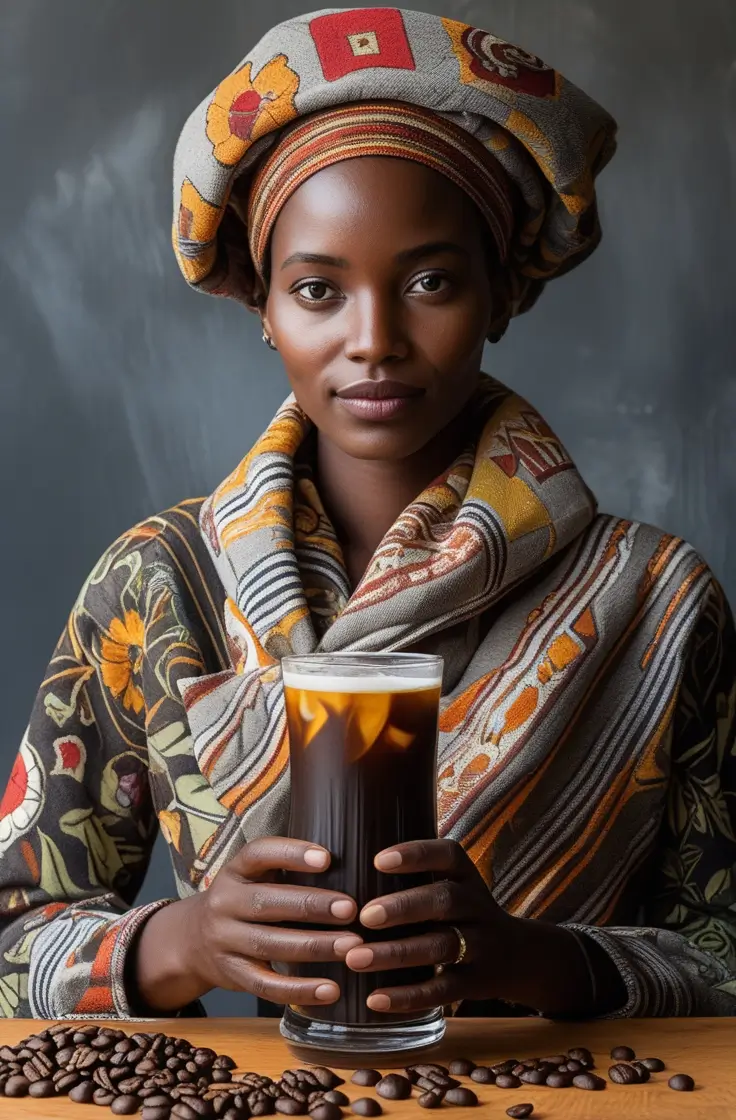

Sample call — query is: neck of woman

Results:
[316,413,470,590]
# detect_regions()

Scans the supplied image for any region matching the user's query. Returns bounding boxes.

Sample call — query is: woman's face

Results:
[262,156,498,462]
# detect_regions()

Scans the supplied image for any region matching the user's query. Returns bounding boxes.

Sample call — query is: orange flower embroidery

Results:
[100,610,145,715]
[206,54,300,166]
[172,178,222,284]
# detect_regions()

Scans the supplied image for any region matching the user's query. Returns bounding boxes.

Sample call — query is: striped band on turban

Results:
[245,101,516,282]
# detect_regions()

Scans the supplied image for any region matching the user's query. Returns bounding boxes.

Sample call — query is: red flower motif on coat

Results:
[0,741,44,856]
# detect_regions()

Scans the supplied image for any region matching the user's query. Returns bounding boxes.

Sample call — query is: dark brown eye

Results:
[410,273,446,294]
[295,280,335,302]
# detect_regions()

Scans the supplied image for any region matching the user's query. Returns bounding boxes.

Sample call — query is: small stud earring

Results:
[262,328,278,351]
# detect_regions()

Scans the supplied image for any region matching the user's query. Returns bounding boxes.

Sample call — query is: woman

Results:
[0,7,734,1022]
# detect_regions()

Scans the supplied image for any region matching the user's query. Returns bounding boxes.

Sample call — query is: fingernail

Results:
[375,851,402,871]
[315,983,339,1002]
[330,899,355,919]
[347,947,374,970]
[334,935,363,956]
[304,848,329,869]
[367,993,391,1011]
[361,904,388,928]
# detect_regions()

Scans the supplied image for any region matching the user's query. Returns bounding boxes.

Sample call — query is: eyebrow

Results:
[279,241,469,271]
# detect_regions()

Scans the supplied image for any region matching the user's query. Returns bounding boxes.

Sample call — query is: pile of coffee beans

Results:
[0,1026,697,1116]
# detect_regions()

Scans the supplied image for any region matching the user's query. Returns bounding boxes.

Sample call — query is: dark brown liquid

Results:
[284,681,440,1025]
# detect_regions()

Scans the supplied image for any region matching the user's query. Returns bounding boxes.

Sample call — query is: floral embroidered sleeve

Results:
[0,545,172,1018]
[566,576,736,1015]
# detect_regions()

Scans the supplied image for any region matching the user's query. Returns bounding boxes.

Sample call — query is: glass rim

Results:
[282,652,443,678]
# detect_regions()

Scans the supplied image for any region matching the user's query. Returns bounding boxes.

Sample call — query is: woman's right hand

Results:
[133,838,361,1013]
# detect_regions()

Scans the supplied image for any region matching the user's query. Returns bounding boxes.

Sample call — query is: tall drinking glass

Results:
[280,653,445,1055]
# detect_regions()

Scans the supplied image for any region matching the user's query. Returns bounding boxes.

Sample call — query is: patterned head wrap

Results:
[173,7,617,336]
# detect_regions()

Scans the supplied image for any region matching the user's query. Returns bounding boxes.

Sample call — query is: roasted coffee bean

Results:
[53,1039,75,1066]
[310,1105,343,1120]
[172,1104,202,1119]
[444,1087,478,1106]
[448,1060,476,1077]
[277,1097,306,1115]
[113,1096,144,1115]
[376,1074,412,1100]
[416,1075,456,1092]
[609,1063,640,1085]
[313,1068,344,1090]
[470,1067,495,1085]
[572,1072,606,1091]
[251,1096,276,1115]
[668,1074,694,1092]
[71,1046,100,1071]
[212,1055,235,1070]
[119,1076,146,1094]
[183,1101,215,1117]
[0,1047,17,1063]
[55,1070,81,1092]
[111,1051,134,1068]
[93,1087,117,1105]
[518,1070,546,1086]
[93,1066,116,1091]
[213,1069,235,1083]
[70,1079,98,1103]
[28,1078,55,1097]
[540,1055,566,1066]
[418,1092,443,1109]
[564,1059,584,1073]
[142,1108,172,1120]
[639,1057,665,1073]
[4,1074,29,1097]
[567,1047,594,1068]
[323,1090,349,1106]
[545,1072,572,1088]
[610,1046,636,1062]
[505,1107,534,1120]
[27,1038,54,1055]
[223,1111,249,1120]
[631,1062,651,1083]
[91,1033,114,1050]
[146,1095,175,1108]
[351,1099,381,1117]
[495,1074,521,1090]
[511,1064,526,1078]
[491,1061,517,1076]
[352,1070,382,1087]
[23,1055,53,1081]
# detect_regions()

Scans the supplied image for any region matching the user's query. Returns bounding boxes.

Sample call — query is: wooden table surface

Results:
[0,1017,733,1119]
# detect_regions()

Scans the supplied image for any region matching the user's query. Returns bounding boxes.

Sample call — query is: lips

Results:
[334,378,425,422]
[335,379,424,401]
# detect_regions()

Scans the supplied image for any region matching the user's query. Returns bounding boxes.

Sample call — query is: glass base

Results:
[280,1006,446,1057]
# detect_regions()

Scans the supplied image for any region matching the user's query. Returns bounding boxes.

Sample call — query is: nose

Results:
[344,291,410,365]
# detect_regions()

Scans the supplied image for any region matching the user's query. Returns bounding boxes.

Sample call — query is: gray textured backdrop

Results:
[2,0,735,1016]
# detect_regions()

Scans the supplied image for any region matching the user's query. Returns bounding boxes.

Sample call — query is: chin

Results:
[332,428,438,461]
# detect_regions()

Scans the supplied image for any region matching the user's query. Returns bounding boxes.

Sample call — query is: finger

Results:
[345,929,458,973]
[227,837,332,880]
[222,958,341,1007]
[366,973,462,1014]
[238,882,357,925]
[360,880,471,929]
[374,839,473,878]
[235,923,364,963]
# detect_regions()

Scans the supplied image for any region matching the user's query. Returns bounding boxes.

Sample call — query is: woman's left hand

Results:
[344,839,518,1013]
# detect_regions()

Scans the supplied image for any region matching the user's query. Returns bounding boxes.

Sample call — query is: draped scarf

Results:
[178,376,603,883]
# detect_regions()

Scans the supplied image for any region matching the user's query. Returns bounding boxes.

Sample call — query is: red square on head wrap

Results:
[310,9,416,81]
